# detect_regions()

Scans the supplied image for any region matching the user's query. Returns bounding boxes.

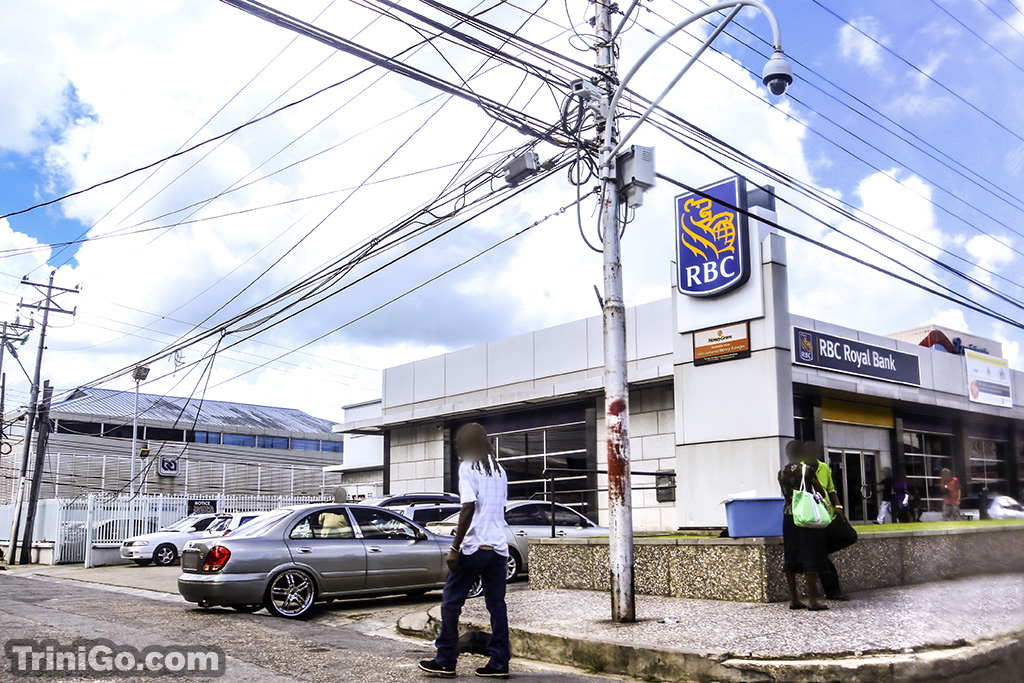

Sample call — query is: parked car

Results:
[390,503,463,526]
[358,492,459,508]
[120,514,218,566]
[426,501,607,583]
[988,495,1024,520]
[177,504,452,618]
[202,512,266,537]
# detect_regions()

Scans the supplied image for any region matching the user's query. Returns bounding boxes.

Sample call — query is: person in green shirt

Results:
[806,442,851,602]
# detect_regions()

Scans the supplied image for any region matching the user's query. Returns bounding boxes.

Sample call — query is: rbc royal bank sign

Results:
[674,177,751,297]
[793,327,922,386]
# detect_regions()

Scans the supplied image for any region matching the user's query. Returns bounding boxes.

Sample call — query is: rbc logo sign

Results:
[674,177,750,297]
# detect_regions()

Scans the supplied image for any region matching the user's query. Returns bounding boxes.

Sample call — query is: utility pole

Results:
[6,271,77,564]
[592,0,635,624]
[19,381,53,565]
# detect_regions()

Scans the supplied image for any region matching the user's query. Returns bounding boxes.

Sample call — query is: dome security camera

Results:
[762,50,793,97]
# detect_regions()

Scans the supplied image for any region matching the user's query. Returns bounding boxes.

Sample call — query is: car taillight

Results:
[203,546,230,572]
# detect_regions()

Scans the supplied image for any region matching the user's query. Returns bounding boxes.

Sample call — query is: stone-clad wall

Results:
[388,423,445,494]
[530,524,1024,602]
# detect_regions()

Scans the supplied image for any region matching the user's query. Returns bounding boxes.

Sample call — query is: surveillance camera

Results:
[570,78,603,102]
[762,50,793,97]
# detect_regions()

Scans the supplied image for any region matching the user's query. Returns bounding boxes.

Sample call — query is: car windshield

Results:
[206,517,231,533]
[229,510,291,538]
[162,516,202,531]
[435,512,459,525]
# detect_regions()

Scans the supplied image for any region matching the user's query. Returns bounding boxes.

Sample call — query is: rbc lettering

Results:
[684,255,737,288]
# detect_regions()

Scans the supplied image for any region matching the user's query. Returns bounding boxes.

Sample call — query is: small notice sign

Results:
[693,322,751,366]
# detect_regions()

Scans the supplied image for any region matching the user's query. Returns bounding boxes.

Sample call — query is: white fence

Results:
[1,493,331,565]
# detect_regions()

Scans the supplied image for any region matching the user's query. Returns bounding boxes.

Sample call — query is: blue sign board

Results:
[674,177,750,297]
[793,327,922,386]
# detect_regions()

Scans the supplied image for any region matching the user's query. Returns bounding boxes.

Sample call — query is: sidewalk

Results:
[3,563,180,594]
[399,573,1024,682]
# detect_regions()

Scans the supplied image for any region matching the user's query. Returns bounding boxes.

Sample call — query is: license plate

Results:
[182,551,201,571]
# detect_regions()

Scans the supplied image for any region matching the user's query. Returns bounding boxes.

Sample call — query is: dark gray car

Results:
[177,504,451,618]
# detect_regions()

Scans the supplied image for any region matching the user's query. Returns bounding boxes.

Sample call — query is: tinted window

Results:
[321,440,345,453]
[290,509,355,540]
[540,506,589,527]
[411,507,460,524]
[259,436,289,449]
[223,433,256,447]
[190,517,215,532]
[231,510,290,538]
[505,505,546,526]
[350,507,421,540]
[291,438,320,451]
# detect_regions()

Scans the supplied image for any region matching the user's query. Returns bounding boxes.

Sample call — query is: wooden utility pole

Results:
[19,381,53,564]
[6,272,77,565]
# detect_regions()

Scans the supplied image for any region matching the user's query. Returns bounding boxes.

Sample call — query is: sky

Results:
[0,0,1021,424]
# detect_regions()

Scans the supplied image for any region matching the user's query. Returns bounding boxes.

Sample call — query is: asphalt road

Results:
[0,571,619,682]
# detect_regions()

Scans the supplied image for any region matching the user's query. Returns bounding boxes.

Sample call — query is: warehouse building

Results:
[340,180,1023,530]
[1,387,345,502]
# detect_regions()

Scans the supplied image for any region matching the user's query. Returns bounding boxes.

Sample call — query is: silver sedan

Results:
[177,504,451,618]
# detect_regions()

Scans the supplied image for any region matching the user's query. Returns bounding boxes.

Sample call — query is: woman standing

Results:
[778,441,831,611]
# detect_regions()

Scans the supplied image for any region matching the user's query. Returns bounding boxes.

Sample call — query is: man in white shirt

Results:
[420,423,510,679]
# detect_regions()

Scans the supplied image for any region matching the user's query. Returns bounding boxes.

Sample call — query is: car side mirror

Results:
[415,529,428,541]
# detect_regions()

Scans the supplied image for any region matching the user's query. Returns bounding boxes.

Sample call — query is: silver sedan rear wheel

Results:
[265,569,316,618]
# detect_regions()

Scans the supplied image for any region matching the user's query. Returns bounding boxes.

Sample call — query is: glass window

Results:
[259,435,289,450]
[505,505,546,526]
[539,505,590,528]
[146,427,184,442]
[56,420,103,436]
[903,431,954,512]
[189,517,215,532]
[222,433,256,447]
[491,422,587,510]
[289,509,355,540]
[349,506,421,540]
[968,438,1008,495]
[320,440,345,453]
[290,438,320,451]
[409,506,461,524]
[190,431,221,444]
[231,510,290,538]
[104,424,135,439]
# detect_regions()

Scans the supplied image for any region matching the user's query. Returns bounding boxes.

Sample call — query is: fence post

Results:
[84,494,94,569]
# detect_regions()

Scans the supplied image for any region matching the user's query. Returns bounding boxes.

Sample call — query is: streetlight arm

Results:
[601,0,784,166]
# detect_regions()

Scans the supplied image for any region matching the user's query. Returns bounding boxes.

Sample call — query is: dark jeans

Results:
[435,549,510,670]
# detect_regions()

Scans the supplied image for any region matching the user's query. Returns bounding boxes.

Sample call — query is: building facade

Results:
[2,387,345,502]
[340,190,1023,531]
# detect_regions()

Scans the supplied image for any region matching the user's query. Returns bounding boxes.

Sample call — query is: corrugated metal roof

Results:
[50,387,337,434]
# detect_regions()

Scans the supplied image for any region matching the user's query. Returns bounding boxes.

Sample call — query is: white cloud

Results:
[965,233,1014,274]
[838,17,888,69]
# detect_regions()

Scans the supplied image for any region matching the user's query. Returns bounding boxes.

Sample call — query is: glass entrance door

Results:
[828,450,879,524]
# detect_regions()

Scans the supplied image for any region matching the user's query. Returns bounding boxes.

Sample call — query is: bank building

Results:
[339,179,1023,531]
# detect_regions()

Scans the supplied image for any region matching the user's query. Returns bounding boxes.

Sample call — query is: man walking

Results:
[875,467,894,524]
[420,423,510,679]
[940,468,961,521]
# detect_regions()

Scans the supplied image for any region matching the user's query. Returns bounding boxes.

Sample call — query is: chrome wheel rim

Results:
[156,547,175,564]
[270,570,314,616]
[468,578,483,599]
[506,555,517,580]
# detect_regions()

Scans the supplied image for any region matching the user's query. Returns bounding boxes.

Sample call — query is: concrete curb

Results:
[397,607,1024,682]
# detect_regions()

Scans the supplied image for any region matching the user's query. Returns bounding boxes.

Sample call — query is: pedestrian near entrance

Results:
[876,467,894,524]
[940,468,961,521]
[778,441,831,611]
[420,423,511,679]
[892,470,911,524]
[809,442,853,601]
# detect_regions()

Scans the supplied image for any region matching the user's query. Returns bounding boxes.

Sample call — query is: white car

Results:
[988,495,1024,520]
[120,514,217,566]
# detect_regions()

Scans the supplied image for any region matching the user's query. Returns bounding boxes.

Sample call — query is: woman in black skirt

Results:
[778,441,831,611]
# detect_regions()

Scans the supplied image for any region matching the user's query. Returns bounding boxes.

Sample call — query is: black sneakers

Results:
[475,665,510,679]
[418,660,456,678]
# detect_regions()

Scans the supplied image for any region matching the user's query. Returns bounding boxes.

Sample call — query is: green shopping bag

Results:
[793,464,832,528]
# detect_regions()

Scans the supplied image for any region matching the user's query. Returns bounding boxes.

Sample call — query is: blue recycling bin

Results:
[724,497,785,537]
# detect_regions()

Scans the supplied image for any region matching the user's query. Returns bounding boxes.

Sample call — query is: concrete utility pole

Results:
[591,0,636,624]
[582,1,791,622]
[6,271,78,564]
